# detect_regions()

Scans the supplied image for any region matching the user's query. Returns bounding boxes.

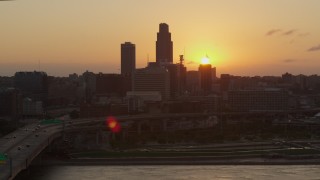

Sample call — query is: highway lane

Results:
[0,124,63,180]
[0,124,39,153]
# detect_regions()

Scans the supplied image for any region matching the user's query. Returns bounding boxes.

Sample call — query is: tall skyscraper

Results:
[121,42,136,75]
[156,23,173,64]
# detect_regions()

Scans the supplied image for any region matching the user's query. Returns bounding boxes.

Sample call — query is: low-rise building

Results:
[228,88,288,112]
[22,98,43,117]
[127,91,161,113]
[0,88,22,119]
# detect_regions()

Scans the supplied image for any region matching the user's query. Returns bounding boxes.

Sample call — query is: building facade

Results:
[22,98,43,117]
[228,89,289,112]
[133,62,170,100]
[199,64,212,94]
[96,73,131,97]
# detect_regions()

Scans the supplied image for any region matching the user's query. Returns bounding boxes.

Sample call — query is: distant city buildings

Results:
[156,23,173,64]
[3,23,320,117]
[0,76,13,88]
[47,75,85,106]
[121,42,136,76]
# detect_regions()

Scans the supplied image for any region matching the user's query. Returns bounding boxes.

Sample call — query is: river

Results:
[24,165,320,180]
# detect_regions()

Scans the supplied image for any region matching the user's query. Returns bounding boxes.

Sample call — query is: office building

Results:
[133,62,170,100]
[121,42,136,76]
[199,64,212,94]
[212,67,217,80]
[220,74,231,92]
[0,88,22,119]
[162,55,187,99]
[156,23,173,64]
[186,70,200,94]
[14,71,48,103]
[96,73,131,97]
[164,64,179,99]
[82,71,96,103]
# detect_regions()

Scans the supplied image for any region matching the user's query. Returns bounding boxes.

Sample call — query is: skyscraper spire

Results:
[156,23,173,64]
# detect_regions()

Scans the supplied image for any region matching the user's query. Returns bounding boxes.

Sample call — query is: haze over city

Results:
[1,0,320,76]
[3,1,320,179]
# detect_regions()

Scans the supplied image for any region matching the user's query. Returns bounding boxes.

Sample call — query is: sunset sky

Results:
[1,0,320,77]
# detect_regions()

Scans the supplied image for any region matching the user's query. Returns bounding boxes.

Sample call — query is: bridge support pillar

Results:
[150,123,154,132]
[162,119,167,131]
[122,131,127,141]
[137,122,142,134]
[96,130,100,145]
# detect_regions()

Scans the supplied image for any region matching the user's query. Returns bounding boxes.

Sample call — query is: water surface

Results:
[27,165,320,180]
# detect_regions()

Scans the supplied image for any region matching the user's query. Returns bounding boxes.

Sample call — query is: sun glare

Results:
[201,57,210,64]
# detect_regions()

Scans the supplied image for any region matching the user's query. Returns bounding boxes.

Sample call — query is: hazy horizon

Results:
[1,0,320,77]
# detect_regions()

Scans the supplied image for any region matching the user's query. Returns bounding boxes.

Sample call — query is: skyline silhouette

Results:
[0,0,320,76]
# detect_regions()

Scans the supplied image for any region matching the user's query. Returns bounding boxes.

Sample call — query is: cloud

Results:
[266,29,308,38]
[298,33,310,37]
[266,29,282,36]
[283,59,296,63]
[282,29,297,36]
[307,44,320,52]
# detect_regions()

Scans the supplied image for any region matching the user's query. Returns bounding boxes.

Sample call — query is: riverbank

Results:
[40,156,320,166]
[39,141,320,166]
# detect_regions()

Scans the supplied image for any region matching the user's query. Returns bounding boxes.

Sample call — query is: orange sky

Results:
[0,0,320,76]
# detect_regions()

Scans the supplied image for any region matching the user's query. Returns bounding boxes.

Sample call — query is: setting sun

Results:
[201,57,210,64]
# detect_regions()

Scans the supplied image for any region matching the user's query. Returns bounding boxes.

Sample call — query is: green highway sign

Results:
[40,119,62,125]
[0,153,7,161]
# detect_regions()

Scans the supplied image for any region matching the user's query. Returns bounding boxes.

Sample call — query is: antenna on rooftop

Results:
[179,55,184,65]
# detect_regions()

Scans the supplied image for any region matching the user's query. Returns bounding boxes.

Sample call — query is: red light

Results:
[106,116,121,133]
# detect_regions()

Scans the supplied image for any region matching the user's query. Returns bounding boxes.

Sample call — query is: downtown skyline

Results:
[1,0,320,76]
